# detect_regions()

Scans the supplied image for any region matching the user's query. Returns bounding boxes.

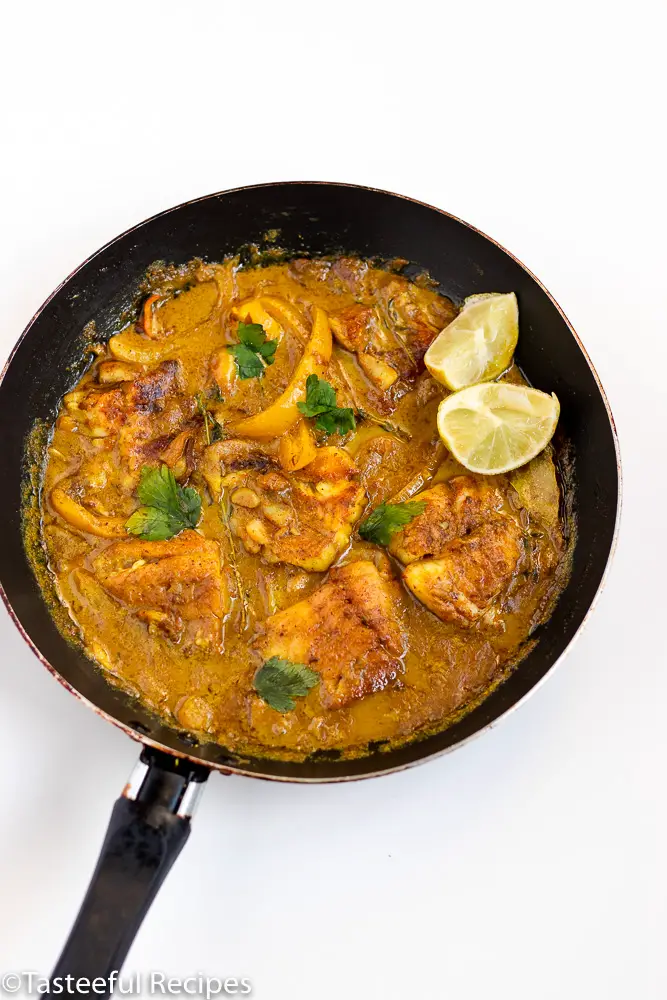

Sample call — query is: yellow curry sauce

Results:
[38,257,570,760]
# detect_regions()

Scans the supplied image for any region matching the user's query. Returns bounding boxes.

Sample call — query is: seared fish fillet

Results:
[256,560,405,709]
[403,516,522,625]
[388,476,504,564]
[92,531,227,647]
[65,361,179,436]
[204,442,366,572]
[63,361,193,477]
[328,274,457,388]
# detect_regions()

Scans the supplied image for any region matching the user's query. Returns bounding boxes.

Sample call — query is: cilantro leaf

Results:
[227,322,277,380]
[358,500,427,546]
[125,505,177,541]
[314,406,357,436]
[257,340,278,362]
[135,463,180,510]
[254,657,319,713]
[297,374,338,416]
[126,464,202,541]
[177,484,202,522]
[297,374,357,436]
[227,343,264,379]
[237,322,268,351]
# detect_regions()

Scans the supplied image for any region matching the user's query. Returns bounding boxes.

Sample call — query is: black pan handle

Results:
[50,746,209,993]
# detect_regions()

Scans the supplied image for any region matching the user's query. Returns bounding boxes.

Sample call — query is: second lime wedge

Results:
[436,382,560,475]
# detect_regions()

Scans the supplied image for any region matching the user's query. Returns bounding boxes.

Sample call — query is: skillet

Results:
[0,182,620,987]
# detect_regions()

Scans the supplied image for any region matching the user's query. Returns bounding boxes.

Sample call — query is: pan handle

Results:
[50,746,209,992]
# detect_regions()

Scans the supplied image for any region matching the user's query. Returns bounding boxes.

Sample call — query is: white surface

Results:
[1,2,666,997]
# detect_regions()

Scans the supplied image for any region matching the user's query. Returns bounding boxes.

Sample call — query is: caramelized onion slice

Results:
[108,329,178,364]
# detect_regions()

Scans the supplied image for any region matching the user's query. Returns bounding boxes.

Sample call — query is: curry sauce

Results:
[37,257,570,760]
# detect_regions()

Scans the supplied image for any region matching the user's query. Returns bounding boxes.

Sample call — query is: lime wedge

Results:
[425,292,518,390]
[436,382,560,475]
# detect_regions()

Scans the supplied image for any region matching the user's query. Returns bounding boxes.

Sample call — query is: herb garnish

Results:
[227,322,278,380]
[254,657,319,713]
[297,374,356,436]
[195,391,225,445]
[358,500,426,546]
[219,489,247,631]
[125,464,202,541]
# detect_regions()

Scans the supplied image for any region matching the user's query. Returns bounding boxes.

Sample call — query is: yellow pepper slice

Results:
[233,299,284,343]
[260,297,310,342]
[232,307,332,440]
[211,347,238,394]
[51,489,127,538]
[278,418,319,472]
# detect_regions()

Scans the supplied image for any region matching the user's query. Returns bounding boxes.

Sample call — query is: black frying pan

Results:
[0,182,620,988]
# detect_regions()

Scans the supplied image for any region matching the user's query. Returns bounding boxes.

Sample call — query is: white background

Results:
[1,2,666,998]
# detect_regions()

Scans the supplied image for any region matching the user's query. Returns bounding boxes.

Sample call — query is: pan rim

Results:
[0,180,623,783]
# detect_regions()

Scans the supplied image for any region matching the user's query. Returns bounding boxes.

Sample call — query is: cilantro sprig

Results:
[195,391,225,444]
[297,374,356,436]
[358,500,426,546]
[227,322,278,380]
[125,464,202,541]
[254,657,319,713]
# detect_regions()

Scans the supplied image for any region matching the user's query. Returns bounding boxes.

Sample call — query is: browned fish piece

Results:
[256,560,405,709]
[403,516,523,625]
[204,442,366,572]
[92,530,227,647]
[389,476,504,564]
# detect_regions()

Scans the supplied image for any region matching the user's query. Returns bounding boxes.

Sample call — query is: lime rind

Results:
[463,292,506,307]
